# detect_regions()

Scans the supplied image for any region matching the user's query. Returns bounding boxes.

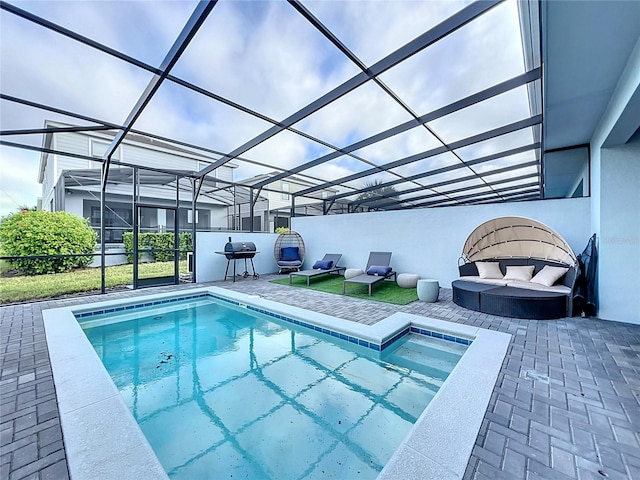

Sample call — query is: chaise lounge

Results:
[289,254,345,286]
[342,251,397,296]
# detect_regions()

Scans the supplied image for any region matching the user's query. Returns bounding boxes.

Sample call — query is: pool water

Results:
[80,297,466,480]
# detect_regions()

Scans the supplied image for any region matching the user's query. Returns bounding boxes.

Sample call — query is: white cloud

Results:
[304,0,469,67]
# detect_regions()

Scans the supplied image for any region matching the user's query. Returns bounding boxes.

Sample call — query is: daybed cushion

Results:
[459,276,571,294]
[476,261,504,279]
[281,247,300,261]
[503,265,535,282]
[530,265,569,287]
[367,265,392,276]
[459,276,509,287]
[505,280,571,295]
[312,259,333,270]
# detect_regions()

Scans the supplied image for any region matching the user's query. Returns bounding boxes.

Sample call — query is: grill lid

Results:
[224,241,256,253]
[223,237,257,259]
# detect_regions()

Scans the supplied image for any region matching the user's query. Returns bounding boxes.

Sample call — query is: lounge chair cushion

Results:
[312,259,333,270]
[476,261,504,279]
[530,265,569,287]
[281,247,301,261]
[503,265,535,282]
[278,260,302,266]
[367,265,392,276]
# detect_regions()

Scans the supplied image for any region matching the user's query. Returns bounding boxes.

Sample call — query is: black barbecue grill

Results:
[216,237,259,282]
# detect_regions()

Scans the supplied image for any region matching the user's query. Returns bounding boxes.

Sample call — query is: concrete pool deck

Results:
[1,274,640,479]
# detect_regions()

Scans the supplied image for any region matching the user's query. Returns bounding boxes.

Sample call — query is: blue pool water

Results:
[79,296,467,479]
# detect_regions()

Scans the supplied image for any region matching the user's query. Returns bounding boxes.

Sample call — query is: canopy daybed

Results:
[452,217,578,319]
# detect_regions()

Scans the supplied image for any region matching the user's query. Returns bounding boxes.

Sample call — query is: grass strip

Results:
[270,274,418,305]
[0,261,187,303]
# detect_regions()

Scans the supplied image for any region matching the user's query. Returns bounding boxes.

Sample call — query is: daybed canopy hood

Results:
[461,217,577,266]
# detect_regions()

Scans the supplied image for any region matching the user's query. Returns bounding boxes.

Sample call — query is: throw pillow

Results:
[503,265,535,282]
[312,259,333,270]
[280,247,300,261]
[530,265,569,287]
[366,265,392,276]
[476,261,503,279]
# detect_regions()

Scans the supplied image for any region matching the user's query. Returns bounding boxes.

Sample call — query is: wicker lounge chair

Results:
[289,254,344,286]
[342,252,396,296]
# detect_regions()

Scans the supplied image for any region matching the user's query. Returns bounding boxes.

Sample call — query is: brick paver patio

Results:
[2,275,639,479]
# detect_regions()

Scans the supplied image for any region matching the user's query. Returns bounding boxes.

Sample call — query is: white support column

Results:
[590,38,640,324]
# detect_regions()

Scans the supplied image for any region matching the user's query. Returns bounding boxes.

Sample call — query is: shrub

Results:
[0,210,97,275]
[122,232,192,263]
[275,227,290,234]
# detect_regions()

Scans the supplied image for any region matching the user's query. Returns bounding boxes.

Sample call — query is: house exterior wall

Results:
[236,178,334,232]
[63,193,85,218]
[40,128,235,197]
[590,37,640,325]
[597,142,640,323]
[39,127,235,238]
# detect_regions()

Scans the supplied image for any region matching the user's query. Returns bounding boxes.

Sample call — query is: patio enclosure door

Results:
[133,204,179,288]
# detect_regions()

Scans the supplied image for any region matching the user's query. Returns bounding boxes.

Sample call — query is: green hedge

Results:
[122,232,192,263]
[0,210,97,275]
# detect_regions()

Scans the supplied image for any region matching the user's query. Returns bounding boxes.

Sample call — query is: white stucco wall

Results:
[590,37,640,325]
[594,143,640,323]
[63,194,85,218]
[195,232,279,282]
[292,197,591,292]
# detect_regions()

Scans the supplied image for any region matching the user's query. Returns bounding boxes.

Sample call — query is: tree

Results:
[0,210,97,275]
[17,205,38,212]
[355,180,399,211]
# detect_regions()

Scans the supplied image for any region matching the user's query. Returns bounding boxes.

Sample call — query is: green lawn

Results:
[270,275,418,305]
[0,261,188,304]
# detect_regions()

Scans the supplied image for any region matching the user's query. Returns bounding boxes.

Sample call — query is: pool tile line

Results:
[231,297,473,350]
[74,292,210,317]
[220,292,474,349]
[73,291,473,351]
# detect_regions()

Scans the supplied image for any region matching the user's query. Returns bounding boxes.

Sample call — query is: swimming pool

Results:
[78,295,467,479]
[42,286,511,480]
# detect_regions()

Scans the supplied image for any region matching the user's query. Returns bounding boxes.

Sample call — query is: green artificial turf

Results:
[270,274,418,305]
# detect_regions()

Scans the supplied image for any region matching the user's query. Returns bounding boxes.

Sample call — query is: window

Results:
[282,182,290,200]
[187,210,199,224]
[172,208,210,231]
[88,203,132,243]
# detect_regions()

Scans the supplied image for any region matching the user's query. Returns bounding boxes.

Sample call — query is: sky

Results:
[0,0,533,218]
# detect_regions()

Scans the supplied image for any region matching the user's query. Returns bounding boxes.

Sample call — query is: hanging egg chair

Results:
[273,230,305,273]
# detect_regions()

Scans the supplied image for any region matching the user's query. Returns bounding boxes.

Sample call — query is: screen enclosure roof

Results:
[1,0,544,211]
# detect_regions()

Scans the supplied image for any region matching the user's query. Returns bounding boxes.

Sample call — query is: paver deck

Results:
[2,275,639,479]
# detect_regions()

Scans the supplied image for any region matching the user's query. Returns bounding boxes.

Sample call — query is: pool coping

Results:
[42,286,511,480]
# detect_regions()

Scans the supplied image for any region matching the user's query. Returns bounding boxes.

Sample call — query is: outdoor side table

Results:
[397,273,420,288]
[417,279,439,302]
